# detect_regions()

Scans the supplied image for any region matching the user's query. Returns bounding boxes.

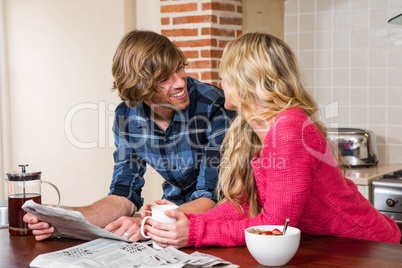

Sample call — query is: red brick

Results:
[162,28,198,37]
[236,29,242,37]
[173,39,218,48]
[161,3,198,13]
[220,17,242,26]
[237,5,242,13]
[173,15,217,25]
[202,2,235,12]
[219,40,231,48]
[202,27,235,37]
[186,72,200,80]
[188,60,218,69]
[161,17,170,25]
[202,2,212,10]
[201,71,220,80]
[201,49,223,58]
[182,50,199,59]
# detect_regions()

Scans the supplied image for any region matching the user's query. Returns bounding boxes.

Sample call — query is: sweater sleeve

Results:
[186,109,327,247]
[186,202,251,247]
[187,201,250,223]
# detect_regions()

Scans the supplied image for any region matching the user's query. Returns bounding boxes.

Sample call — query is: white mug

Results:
[140,205,178,250]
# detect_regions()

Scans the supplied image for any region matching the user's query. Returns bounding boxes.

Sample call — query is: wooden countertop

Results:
[346,163,402,186]
[1,228,401,267]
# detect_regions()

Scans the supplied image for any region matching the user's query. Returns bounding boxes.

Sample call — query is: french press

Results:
[3,164,61,235]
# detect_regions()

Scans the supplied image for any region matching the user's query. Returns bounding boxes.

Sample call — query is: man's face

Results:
[149,63,190,111]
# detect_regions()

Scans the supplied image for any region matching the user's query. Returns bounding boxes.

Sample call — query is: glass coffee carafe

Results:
[4,164,60,235]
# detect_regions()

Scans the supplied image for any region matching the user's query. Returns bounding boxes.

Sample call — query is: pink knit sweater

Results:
[186,108,401,247]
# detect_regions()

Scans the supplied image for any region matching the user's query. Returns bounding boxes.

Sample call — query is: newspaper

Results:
[22,200,130,242]
[23,200,238,268]
[30,238,239,268]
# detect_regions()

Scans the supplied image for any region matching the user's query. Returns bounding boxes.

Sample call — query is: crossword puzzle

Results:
[57,248,96,258]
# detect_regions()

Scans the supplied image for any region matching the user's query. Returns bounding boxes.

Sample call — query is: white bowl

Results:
[245,225,300,266]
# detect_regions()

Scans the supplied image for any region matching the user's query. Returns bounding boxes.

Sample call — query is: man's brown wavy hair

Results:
[112,30,187,108]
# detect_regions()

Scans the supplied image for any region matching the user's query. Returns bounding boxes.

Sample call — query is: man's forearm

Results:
[72,195,136,228]
[178,197,216,214]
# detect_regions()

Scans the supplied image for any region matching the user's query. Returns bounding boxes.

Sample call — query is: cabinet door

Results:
[357,185,373,204]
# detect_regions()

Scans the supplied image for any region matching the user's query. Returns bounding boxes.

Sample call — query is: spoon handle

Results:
[282,218,290,235]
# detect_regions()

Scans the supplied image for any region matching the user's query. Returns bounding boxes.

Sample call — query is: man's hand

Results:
[23,213,55,241]
[104,216,146,242]
[22,195,136,241]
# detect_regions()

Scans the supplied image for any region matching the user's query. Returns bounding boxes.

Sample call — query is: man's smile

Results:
[171,88,187,99]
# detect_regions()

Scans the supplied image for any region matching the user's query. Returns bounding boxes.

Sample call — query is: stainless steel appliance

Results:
[327,128,378,167]
[372,170,402,223]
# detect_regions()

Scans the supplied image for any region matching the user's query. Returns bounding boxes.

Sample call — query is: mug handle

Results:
[141,216,152,239]
[42,180,61,208]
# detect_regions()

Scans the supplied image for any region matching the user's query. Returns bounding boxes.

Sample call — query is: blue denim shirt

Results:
[109,77,236,210]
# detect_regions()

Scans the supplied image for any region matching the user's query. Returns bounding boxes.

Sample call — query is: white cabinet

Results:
[356,185,372,204]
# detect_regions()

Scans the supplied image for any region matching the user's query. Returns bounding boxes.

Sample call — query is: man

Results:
[24,30,236,242]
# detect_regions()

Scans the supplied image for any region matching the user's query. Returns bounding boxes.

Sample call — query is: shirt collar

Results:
[135,102,150,127]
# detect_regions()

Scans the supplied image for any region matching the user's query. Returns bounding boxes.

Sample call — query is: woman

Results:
[141,32,401,248]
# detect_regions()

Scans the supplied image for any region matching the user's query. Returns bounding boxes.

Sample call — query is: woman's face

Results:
[220,79,238,111]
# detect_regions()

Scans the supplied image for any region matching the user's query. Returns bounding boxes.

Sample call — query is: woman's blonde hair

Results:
[217,32,331,217]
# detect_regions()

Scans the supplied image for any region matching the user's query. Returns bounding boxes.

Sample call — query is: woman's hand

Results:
[144,209,189,249]
[141,199,176,218]
[104,216,145,242]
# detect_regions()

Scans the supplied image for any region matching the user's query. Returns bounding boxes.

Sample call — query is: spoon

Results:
[282,218,290,235]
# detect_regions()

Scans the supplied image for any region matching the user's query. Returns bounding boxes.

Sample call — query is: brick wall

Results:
[160,0,243,87]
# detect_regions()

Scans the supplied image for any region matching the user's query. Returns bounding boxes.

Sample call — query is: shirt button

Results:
[165,138,170,143]
[172,165,177,170]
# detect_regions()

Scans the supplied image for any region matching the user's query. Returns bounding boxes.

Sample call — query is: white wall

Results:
[0,0,10,200]
[243,0,285,40]
[2,0,159,207]
[2,0,165,210]
[136,0,160,32]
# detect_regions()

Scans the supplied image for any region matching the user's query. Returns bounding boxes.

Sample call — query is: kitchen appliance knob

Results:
[386,198,396,207]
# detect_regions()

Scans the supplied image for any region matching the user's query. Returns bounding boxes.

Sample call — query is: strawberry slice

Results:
[272,228,283,235]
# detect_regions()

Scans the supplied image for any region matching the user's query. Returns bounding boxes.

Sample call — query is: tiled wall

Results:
[285,0,402,164]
